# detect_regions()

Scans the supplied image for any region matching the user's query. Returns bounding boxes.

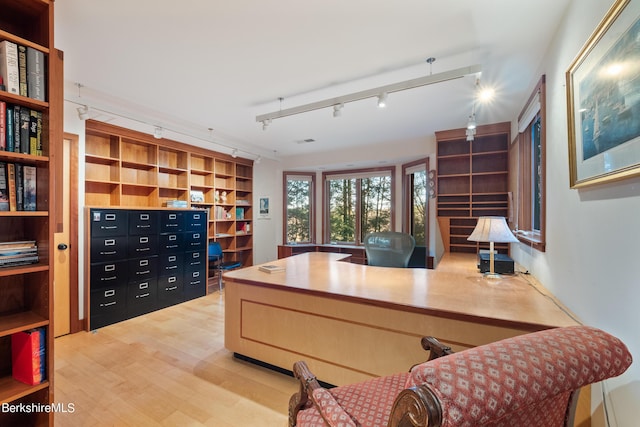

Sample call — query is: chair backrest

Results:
[402,325,633,427]
[363,232,416,268]
[208,241,223,261]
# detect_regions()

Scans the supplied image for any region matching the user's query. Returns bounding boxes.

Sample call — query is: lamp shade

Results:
[467,216,518,243]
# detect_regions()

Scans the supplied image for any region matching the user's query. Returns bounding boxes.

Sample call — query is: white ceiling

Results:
[54,0,571,163]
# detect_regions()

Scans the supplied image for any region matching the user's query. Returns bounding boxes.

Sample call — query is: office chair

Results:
[208,241,241,291]
[363,231,415,268]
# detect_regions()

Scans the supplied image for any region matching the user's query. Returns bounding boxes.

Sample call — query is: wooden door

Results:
[53,134,79,336]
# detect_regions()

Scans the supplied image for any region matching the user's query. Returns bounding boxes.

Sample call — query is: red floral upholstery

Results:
[292,326,632,427]
[406,326,632,426]
[298,372,409,427]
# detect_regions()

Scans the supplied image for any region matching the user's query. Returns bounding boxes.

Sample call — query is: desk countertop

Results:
[225,252,580,331]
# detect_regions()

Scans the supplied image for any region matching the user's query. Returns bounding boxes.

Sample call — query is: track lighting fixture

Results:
[153,126,163,139]
[77,105,89,120]
[466,127,476,142]
[231,149,238,158]
[256,63,481,126]
[466,113,476,130]
[333,103,343,117]
[377,92,388,108]
[255,155,262,164]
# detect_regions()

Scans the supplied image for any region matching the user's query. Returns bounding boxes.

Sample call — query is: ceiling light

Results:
[77,105,89,120]
[333,103,343,117]
[466,127,476,142]
[153,126,163,139]
[255,156,261,164]
[467,113,476,130]
[377,92,387,108]
[256,63,481,125]
[478,87,495,102]
[231,149,238,158]
[262,119,271,131]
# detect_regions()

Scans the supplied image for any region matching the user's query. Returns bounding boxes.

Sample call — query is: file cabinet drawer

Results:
[128,256,158,281]
[184,232,206,251]
[90,260,128,288]
[91,286,126,317]
[128,234,158,257]
[185,211,207,231]
[158,275,184,301]
[160,211,184,232]
[159,232,184,253]
[91,236,128,261]
[184,250,206,271]
[129,211,159,235]
[158,253,184,276]
[90,209,128,237]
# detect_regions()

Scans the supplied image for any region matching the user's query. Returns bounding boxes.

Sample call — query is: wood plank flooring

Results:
[54,289,299,426]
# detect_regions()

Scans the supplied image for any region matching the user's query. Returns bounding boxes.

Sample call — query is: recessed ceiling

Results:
[55,0,571,163]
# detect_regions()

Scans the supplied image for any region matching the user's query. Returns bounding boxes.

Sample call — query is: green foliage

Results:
[286,179,311,243]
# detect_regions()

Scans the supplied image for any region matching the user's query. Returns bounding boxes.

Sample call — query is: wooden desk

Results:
[224,252,580,386]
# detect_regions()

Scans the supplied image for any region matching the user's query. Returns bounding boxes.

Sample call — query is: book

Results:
[0,40,19,95]
[13,106,20,152]
[11,327,46,385]
[6,163,16,211]
[259,264,285,274]
[0,162,8,211]
[29,110,41,155]
[0,101,5,150]
[19,106,30,154]
[15,163,23,211]
[6,105,13,151]
[17,44,27,97]
[26,47,45,101]
[23,165,36,211]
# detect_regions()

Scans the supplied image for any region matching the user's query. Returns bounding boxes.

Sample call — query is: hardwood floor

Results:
[54,289,299,426]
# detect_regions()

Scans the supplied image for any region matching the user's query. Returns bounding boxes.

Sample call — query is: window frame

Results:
[515,75,546,251]
[322,166,396,245]
[282,171,316,245]
[402,158,430,246]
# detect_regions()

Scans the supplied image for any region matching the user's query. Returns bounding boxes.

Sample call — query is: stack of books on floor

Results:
[0,240,38,267]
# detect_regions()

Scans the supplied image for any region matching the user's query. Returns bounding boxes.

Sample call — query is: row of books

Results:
[0,102,43,155]
[214,205,232,220]
[12,327,46,385]
[0,162,37,211]
[0,240,38,267]
[0,40,46,101]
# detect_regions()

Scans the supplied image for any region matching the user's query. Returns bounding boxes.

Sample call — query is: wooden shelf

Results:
[436,123,511,254]
[0,0,57,423]
[84,121,254,269]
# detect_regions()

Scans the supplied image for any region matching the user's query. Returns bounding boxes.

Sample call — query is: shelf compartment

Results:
[85,156,120,183]
[158,169,188,189]
[85,181,120,206]
[158,188,188,207]
[236,164,252,179]
[437,176,470,195]
[438,156,470,175]
[472,174,508,193]
[0,312,48,338]
[120,184,158,207]
[472,134,508,153]
[190,154,213,172]
[158,147,188,171]
[472,151,508,173]
[86,131,120,160]
[0,4,51,48]
[190,172,214,188]
[121,138,157,166]
[437,139,470,156]
[215,159,234,176]
[120,163,158,186]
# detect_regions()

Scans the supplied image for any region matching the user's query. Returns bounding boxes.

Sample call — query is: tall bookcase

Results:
[435,122,510,254]
[84,121,254,292]
[0,0,60,425]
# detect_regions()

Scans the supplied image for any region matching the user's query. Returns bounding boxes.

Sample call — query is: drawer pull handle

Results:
[105,239,116,246]
[192,271,200,278]
[193,214,200,220]
[168,277,177,283]
[169,235,177,241]
[140,237,149,243]
[105,264,116,272]
[105,214,116,220]
[166,286,178,291]
[169,214,177,219]
[169,256,177,262]
[104,290,115,297]
[139,282,149,289]
[193,233,200,239]
[139,259,149,266]
[192,253,200,259]
[140,214,149,220]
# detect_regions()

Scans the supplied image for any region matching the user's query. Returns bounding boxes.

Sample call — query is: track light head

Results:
[466,127,476,142]
[466,114,476,130]
[77,105,89,120]
[231,149,238,158]
[377,92,388,108]
[333,103,343,117]
[262,119,271,130]
[255,155,262,164]
[153,126,163,139]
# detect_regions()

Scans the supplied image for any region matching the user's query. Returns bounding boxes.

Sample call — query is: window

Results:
[324,167,395,244]
[515,75,546,251]
[402,159,429,246]
[284,172,315,244]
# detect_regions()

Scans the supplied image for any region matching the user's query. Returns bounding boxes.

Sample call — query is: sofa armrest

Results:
[388,385,443,427]
[420,336,453,361]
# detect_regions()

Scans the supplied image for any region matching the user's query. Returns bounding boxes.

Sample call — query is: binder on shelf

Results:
[0,40,19,95]
[11,327,46,386]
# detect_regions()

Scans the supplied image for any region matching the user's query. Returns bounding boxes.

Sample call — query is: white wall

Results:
[510,0,640,425]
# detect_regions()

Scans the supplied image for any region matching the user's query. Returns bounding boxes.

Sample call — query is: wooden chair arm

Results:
[387,385,443,427]
[420,336,453,361]
[288,360,324,427]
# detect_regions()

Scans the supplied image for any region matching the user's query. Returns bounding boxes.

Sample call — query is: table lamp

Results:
[467,216,518,279]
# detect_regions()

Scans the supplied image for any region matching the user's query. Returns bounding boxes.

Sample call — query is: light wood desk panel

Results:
[224,252,580,386]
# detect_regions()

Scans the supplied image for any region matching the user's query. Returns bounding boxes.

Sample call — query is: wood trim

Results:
[65,132,82,333]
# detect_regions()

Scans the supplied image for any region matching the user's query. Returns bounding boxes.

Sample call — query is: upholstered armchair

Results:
[288,325,632,427]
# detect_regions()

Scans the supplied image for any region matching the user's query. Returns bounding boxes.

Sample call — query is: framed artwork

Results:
[566,0,640,188]
[259,197,270,218]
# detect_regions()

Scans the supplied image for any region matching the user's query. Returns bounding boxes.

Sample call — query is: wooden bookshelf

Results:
[83,121,254,293]
[0,0,60,425]
[436,122,511,254]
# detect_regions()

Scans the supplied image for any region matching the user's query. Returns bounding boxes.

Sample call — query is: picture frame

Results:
[259,196,270,218]
[566,0,640,188]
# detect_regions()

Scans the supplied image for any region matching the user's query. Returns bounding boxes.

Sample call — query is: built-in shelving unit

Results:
[436,122,511,254]
[84,121,253,293]
[0,0,60,425]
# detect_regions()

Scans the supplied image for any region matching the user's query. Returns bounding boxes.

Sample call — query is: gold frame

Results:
[566,0,640,188]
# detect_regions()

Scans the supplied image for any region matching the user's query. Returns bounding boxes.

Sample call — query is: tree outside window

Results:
[284,173,314,244]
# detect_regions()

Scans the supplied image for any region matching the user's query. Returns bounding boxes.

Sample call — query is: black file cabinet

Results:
[88,208,208,330]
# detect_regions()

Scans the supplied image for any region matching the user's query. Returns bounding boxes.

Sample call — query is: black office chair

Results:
[363,232,416,268]
[208,241,241,291]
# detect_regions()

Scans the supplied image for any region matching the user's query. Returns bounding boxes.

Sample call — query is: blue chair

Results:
[208,242,241,291]
[363,232,416,268]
